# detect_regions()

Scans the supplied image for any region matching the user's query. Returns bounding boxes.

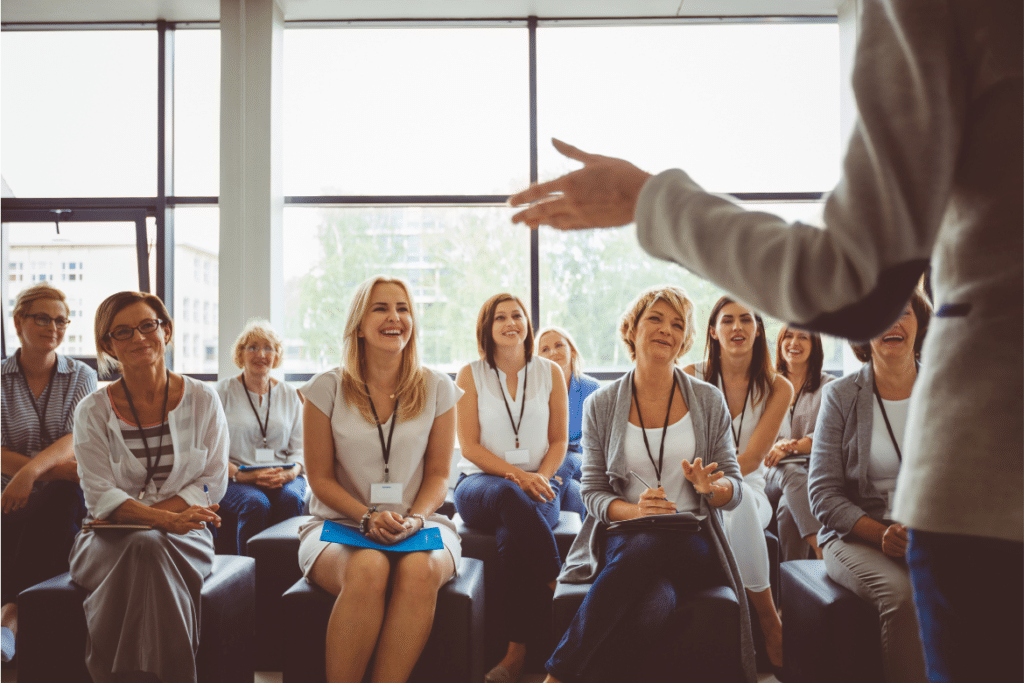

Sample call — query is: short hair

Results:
[94,291,173,378]
[340,275,427,423]
[702,296,776,404]
[850,287,933,363]
[536,325,584,379]
[775,325,826,393]
[619,285,696,363]
[13,283,69,342]
[476,293,534,368]
[232,319,284,369]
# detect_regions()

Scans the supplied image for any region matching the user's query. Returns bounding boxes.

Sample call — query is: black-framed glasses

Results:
[24,314,71,329]
[107,319,165,342]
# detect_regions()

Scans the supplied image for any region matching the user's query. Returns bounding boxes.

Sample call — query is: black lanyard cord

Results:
[872,381,903,462]
[630,374,678,488]
[789,378,806,427]
[494,362,529,450]
[241,373,272,448]
[727,375,755,450]
[18,353,60,444]
[123,370,171,497]
[365,384,399,482]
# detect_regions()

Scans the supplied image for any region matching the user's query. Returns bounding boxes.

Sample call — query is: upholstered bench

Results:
[17,554,255,683]
[280,556,484,683]
[781,559,883,683]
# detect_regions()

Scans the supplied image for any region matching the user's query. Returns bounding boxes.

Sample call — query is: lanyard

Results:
[123,370,171,499]
[241,373,272,448]
[872,381,903,461]
[728,375,754,450]
[789,379,806,427]
[18,353,59,445]
[494,362,529,449]
[630,374,678,487]
[365,384,398,482]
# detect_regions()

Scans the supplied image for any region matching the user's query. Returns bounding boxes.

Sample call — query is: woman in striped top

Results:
[0,283,96,663]
[69,291,229,683]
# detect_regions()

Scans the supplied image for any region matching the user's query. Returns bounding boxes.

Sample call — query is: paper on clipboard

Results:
[319,519,444,552]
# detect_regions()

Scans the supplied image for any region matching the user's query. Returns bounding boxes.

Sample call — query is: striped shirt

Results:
[110,392,176,491]
[1,351,97,490]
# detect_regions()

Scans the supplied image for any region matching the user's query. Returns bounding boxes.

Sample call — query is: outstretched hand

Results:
[508,139,652,231]
[681,458,728,498]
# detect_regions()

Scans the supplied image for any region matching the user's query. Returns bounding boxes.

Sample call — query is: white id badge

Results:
[370,482,404,504]
[504,449,530,465]
[885,490,894,519]
[254,448,276,463]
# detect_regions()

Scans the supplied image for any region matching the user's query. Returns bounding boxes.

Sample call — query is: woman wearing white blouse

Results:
[809,289,932,683]
[298,276,461,683]
[70,291,228,683]
[454,293,569,683]
[215,319,305,555]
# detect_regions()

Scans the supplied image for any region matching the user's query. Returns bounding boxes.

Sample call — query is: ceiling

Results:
[2,0,843,25]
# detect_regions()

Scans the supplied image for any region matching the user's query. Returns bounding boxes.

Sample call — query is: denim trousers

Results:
[218,476,307,555]
[546,527,726,683]
[454,471,566,643]
[557,453,585,519]
[1,479,85,604]
[907,529,1023,683]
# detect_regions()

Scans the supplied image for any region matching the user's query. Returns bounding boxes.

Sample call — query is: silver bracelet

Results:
[359,506,378,535]
[409,513,426,527]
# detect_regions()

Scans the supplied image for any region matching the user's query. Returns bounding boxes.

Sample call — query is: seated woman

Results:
[537,325,601,517]
[764,326,834,561]
[297,275,461,683]
[546,285,753,683]
[70,291,228,683]
[809,289,931,683]
[1,283,97,662]
[215,319,305,555]
[684,296,792,668]
[454,293,569,683]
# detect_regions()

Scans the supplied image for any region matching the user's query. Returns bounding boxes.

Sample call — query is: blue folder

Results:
[319,519,444,552]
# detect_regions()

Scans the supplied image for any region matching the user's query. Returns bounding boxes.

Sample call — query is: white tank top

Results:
[458,356,553,474]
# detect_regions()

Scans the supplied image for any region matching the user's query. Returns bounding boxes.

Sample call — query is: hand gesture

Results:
[1,465,38,514]
[507,470,556,503]
[682,458,728,498]
[508,139,652,231]
[159,504,221,535]
[366,510,410,545]
[637,486,677,517]
[881,523,909,558]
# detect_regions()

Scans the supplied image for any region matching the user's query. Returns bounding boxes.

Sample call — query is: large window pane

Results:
[1,31,157,198]
[174,29,220,197]
[283,28,530,196]
[539,201,843,373]
[283,206,529,374]
[173,207,220,374]
[537,23,840,193]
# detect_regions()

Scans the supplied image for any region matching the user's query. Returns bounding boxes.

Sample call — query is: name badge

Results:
[255,448,276,463]
[504,448,530,465]
[370,482,404,504]
[885,490,894,518]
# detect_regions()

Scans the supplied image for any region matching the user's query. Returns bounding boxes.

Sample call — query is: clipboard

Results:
[606,511,704,533]
[83,521,154,531]
[319,519,444,552]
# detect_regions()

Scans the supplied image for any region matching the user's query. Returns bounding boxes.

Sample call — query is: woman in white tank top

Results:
[685,296,792,669]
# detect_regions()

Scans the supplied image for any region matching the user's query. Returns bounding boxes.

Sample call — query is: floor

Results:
[4,670,785,682]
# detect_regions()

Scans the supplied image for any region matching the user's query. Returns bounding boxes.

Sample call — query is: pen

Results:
[628,470,653,490]
[203,484,212,507]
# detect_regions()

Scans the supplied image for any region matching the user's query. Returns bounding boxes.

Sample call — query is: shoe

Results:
[1,627,14,663]
[484,663,521,683]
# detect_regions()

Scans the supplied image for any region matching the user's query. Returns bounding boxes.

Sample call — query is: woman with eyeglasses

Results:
[0,283,96,662]
[68,291,228,683]
[214,320,305,555]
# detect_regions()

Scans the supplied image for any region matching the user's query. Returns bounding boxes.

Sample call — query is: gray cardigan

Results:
[808,363,896,547]
[559,368,755,683]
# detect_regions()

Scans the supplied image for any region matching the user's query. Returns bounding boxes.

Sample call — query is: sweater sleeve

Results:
[635,0,963,339]
[73,395,133,520]
[580,388,620,524]
[808,381,869,538]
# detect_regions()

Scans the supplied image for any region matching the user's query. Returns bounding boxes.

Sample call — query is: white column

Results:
[218,0,284,380]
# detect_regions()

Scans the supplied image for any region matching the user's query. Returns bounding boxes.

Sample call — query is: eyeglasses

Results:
[107,319,165,342]
[245,345,275,355]
[24,314,71,329]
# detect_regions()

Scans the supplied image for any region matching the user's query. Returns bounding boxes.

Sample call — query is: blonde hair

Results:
[341,276,427,424]
[536,325,583,379]
[232,319,284,369]
[13,283,69,342]
[619,285,696,363]
[94,291,173,378]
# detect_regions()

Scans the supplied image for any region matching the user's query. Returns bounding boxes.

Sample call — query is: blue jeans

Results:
[218,476,307,555]
[557,453,585,519]
[907,529,1023,683]
[454,471,564,643]
[546,527,726,683]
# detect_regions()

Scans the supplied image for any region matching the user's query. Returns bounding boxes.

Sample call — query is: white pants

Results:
[721,480,772,592]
